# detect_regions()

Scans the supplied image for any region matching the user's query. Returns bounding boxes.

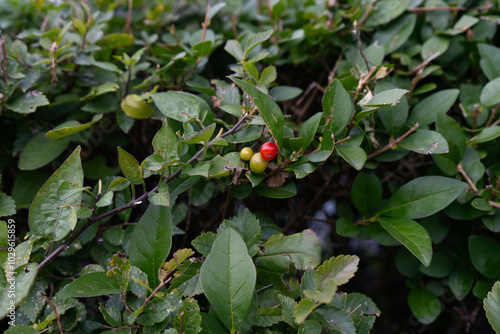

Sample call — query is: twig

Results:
[334,136,351,145]
[457,163,478,195]
[41,295,64,334]
[354,216,375,226]
[201,4,211,43]
[328,52,343,83]
[367,123,419,160]
[50,42,58,85]
[124,0,133,34]
[489,201,500,209]
[0,35,8,85]
[409,51,441,75]
[485,104,499,127]
[408,6,465,12]
[38,116,251,271]
[358,0,376,28]
[353,20,371,72]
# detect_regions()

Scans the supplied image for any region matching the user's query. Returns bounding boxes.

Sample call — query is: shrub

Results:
[1,0,500,333]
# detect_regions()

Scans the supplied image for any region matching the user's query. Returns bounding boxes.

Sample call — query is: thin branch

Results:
[489,201,500,209]
[485,104,499,127]
[357,0,376,28]
[0,35,8,85]
[41,295,64,334]
[367,123,419,160]
[457,163,478,195]
[353,20,371,72]
[409,51,441,75]
[38,116,251,271]
[124,0,133,34]
[408,6,465,12]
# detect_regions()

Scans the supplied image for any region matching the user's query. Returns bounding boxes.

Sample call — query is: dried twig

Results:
[50,42,58,85]
[0,35,8,85]
[457,163,479,195]
[485,104,499,127]
[367,123,419,160]
[353,20,371,72]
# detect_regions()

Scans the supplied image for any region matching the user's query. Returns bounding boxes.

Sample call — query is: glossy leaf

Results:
[469,235,500,280]
[29,146,83,241]
[231,78,284,147]
[225,208,262,257]
[380,176,467,219]
[45,115,102,139]
[128,205,173,288]
[421,36,449,60]
[6,90,49,114]
[373,14,416,55]
[449,266,474,301]
[478,43,500,80]
[484,281,500,333]
[151,91,200,122]
[335,143,367,170]
[351,171,383,215]
[315,255,359,287]
[18,132,69,170]
[364,0,410,27]
[199,228,256,332]
[255,181,297,199]
[363,88,408,107]
[481,77,500,107]
[298,112,322,150]
[244,30,273,57]
[255,229,321,273]
[378,216,432,267]
[473,126,500,144]
[408,288,441,325]
[58,272,120,299]
[399,130,449,154]
[322,80,354,136]
[148,182,170,206]
[307,129,334,163]
[183,123,216,144]
[407,89,460,127]
[152,119,179,160]
[0,264,38,320]
[117,147,142,185]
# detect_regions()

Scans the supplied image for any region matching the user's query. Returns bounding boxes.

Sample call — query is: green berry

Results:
[240,147,254,161]
[249,152,268,174]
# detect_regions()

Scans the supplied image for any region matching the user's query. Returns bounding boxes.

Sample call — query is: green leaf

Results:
[151,91,200,122]
[128,205,173,288]
[29,146,83,241]
[473,126,500,144]
[199,228,257,332]
[255,181,297,199]
[259,66,277,86]
[117,146,143,185]
[224,39,244,61]
[225,208,262,257]
[0,264,38,320]
[421,36,449,60]
[312,306,356,333]
[449,266,474,301]
[96,191,113,207]
[183,123,216,144]
[408,288,441,325]
[380,176,467,219]
[58,272,120,299]
[45,115,102,139]
[298,113,322,150]
[295,298,318,324]
[469,235,500,280]
[364,0,410,27]
[18,132,69,170]
[481,77,500,107]
[363,88,409,107]
[478,43,500,80]
[279,294,298,328]
[174,298,202,333]
[351,171,383,215]
[335,143,367,170]
[484,281,500,333]
[376,83,409,135]
[322,80,354,136]
[315,254,359,287]
[152,119,179,160]
[192,231,217,257]
[148,182,170,206]
[168,258,202,297]
[6,90,49,114]
[231,78,284,147]
[255,229,321,272]
[244,30,273,57]
[0,193,16,217]
[269,86,303,102]
[4,326,39,334]
[378,216,432,267]
[298,320,322,334]
[373,13,416,55]
[308,129,335,163]
[255,306,282,327]
[399,130,449,154]
[138,297,173,326]
[407,89,460,127]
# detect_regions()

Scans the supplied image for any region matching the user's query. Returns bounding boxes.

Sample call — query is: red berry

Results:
[260,142,278,161]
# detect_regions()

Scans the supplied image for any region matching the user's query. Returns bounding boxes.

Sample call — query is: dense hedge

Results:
[1,0,500,333]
